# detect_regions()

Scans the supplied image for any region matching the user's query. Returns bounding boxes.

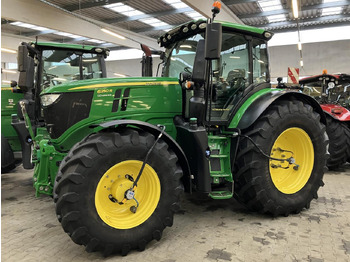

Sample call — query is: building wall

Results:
[269,40,350,79]
[105,57,163,78]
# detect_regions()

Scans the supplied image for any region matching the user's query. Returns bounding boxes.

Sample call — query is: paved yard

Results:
[2,164,350,261]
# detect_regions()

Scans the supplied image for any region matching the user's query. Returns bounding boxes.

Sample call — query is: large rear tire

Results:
[54,129,183,256]
[1,135,16,173]
[344,124,350,163]
[234,100,328,216]
[325,116,348,169]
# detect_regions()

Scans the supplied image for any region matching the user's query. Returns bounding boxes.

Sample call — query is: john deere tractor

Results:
[1,42,109,172]
[15,5,328,256]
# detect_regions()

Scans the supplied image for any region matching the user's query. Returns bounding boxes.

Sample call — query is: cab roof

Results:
[158,20,273,48]
[33,42,109,53]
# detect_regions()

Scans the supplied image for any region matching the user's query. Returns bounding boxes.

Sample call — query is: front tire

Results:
[54,129,183,256]
[234,100,328,216]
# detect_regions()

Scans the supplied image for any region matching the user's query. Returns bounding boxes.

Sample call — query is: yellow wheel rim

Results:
[95,160,161,229]
[269,128,314,194]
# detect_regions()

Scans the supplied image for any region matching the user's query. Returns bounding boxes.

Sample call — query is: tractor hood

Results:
[41,77,180,95]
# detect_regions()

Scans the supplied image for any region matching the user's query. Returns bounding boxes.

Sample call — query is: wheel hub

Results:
[269,128,314,194]
[95,160,161,229]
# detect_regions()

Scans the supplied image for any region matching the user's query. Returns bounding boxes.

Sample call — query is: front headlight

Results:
[41,94,61,107]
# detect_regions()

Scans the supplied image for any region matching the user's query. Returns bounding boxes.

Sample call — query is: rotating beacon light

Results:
[211,1,221,20]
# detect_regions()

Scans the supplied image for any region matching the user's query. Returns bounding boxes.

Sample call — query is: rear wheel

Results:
[325,115,348,169]
[54,129,183,256]
[345,124,350,163]
[234,100,328,216]
[1,135,16,173]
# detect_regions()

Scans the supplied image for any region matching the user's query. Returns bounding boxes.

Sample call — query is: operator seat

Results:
[226,69,246,90]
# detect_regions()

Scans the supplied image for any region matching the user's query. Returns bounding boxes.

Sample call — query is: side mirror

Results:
[205,23,222,60]
[17,45,34,92]
[192,39,206,84]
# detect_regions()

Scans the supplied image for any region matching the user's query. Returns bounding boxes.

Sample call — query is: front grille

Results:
[43,91,93,139]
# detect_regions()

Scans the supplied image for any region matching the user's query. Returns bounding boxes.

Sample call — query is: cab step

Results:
[209,191,233,199]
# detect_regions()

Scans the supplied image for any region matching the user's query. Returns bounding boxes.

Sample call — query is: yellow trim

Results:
[95,160,161,229]
[1,88,13,90]
[69,81,179,90]
[269,128,314,194]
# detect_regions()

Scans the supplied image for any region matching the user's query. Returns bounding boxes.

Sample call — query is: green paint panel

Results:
[34,42,100,51]
[217,20,266,35]
[1,88,24,152]
[42,77,182,150]
[228,88,282,128]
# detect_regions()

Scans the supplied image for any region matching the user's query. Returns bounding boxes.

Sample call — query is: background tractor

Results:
[1,42,110,172]
[300,72,350,168]
[14,4,328,256]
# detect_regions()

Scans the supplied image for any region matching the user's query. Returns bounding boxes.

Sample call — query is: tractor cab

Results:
[159,19,272,126]
[13,42,109,168]
[18,42,109,93]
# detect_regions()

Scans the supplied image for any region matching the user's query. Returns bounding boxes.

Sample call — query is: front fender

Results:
[96,119,191,192]
[229,89,326,130]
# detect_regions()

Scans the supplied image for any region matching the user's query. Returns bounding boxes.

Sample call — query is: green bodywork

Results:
[1,87,24,153]
[228,88,282,128]
[22,21,280,197]
[34,41,98,51]
[44,77,182,149]
[34,77,182,195]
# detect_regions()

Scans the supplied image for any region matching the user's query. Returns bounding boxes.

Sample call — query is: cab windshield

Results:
[41,49,104,89]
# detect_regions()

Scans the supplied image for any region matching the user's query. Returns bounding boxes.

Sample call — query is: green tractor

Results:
[16,6,328,256]
[1,42,110,172]
[1,83,24,172]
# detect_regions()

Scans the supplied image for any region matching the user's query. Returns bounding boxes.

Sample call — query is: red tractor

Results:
[300,72,350,168]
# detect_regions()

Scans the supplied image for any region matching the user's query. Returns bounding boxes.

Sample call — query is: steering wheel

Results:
[184,66,192,74]
[42,72,59,87]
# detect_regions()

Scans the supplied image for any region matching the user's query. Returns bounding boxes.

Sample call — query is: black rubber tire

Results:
[325,116,348,169]
[54,128,183,256]
[344,123,350,163]
[234,100,328,217]
[1,135,16,173]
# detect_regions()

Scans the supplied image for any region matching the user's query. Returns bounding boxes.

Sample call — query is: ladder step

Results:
[210,155,229,158]
[209,191,233,199]
[210,173,231,177]
[208,136,227,140]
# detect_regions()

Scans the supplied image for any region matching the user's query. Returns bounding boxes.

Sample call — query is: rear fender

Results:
[230,90,326,130]
[96,120,191,192]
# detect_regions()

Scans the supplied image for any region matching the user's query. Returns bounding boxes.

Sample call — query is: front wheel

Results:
[234,100,328,216]
[54,129,183,256]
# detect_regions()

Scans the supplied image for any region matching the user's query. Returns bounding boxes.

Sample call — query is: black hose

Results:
[239,134,293,163]
[133,125,166,187]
